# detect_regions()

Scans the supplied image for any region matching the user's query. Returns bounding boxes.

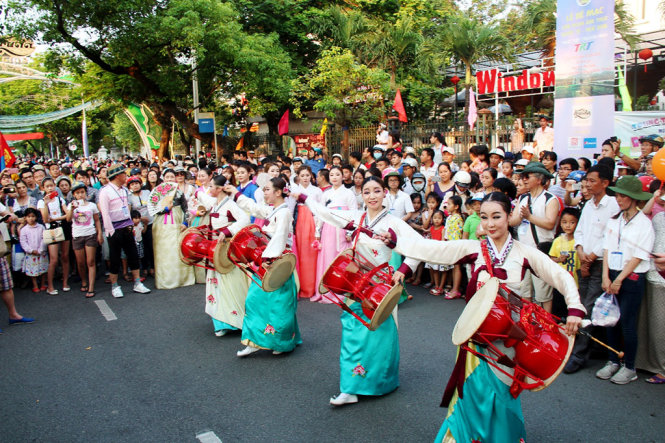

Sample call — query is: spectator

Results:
[533,115,554,155]
[442,195,464,300]
[469,145,489,174]
[38,177,71,295]
[425,209,446,296]
[597,176,654,384]
[19,208,47,292]
[67,181,102,298]
[420,148,437,181]
[98,164,151,298]
[636,210,665,384]
[565,165,619,373]
[509,162,560,313]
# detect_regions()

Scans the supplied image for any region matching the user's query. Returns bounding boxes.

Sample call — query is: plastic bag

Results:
[591,292,621,327]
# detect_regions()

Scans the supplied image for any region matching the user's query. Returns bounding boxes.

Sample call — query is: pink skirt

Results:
[294,205,318,299]
[312,208,352,303]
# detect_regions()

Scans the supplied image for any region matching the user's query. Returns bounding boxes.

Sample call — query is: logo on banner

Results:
[583,138,597,149]
[573,105,592,127]
[569,137,582,150]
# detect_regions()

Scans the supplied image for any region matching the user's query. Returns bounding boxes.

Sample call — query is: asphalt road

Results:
[1,279,664,442]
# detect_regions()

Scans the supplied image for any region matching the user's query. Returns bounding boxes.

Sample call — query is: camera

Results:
[3,187,15,194]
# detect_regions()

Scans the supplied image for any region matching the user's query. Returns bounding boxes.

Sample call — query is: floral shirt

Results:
[444,213,464,241]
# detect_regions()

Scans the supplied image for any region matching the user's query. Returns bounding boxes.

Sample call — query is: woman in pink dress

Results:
[312,167,357,303]
[293,166,322,299]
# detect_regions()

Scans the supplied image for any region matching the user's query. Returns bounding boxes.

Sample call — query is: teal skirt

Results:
[435,344,526,443]
[339,301,399,396]
[240,274,302,352]
[389,251,409,304]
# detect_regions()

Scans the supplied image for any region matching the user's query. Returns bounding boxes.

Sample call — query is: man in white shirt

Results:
[419,148,437,180]
[533,116,554,156]
[509,162,560,313]
[564,164,619,374]
[376,123,389,148]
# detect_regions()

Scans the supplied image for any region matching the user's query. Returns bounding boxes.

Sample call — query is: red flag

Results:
[392,89,408,123]
[0,132,16,168]
[278,110,289,135]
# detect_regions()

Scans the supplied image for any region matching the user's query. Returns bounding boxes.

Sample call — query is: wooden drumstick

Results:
[577,329,625,359]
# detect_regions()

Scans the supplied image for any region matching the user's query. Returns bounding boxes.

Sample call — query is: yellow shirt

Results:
[549,235,580,284]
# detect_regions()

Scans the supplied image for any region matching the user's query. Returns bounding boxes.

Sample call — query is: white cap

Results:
[515,159,529,166]
[442,146,455,155]
[404,146,416,154]
[454,170,472,185]
[489,148,505,157]
[332,153,343,159]
[521,145,535,154]
[402,158,418,168]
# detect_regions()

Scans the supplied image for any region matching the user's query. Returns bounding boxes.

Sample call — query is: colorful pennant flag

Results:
[392,89,408,123]
[468,87,478,131]
[320,118,328,137]
[235,135,244,151]
[278,110,289,136]
[0,131,16,170]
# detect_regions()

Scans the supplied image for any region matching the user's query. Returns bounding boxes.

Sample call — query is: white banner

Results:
[614,111,665,157]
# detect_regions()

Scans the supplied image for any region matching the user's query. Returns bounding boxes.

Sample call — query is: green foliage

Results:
[634,95,652,111]
[296,47,391,127]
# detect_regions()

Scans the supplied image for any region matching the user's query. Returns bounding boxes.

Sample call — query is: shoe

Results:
[444,290,462,300]
[32,288,40,293]
[40,285,47,291]
[47,289,58,296]
[423,282,433,289]
[214,330,227,337]
[610,366,638,385]
[595,361,620,380]
[272,350,283,355]
[9,317,35,325]
[563,359,583,374]
[112,286,124,298]
[85,291,96,299]
[645,373,665,384]
[133,282,151,294]
[329,393,358,406]
[237,346,260,357]
[62,286,71,292]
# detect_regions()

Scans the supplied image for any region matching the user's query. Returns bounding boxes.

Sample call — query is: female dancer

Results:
[151,169,195,289]
[223,177,301,357]
[389,192,584,442]
[196,175,250,337]
[312,166,357,303]
[292,166,322,299]
[294,176,421,406]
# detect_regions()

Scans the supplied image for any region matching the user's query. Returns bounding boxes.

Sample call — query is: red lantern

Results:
[451,75,460,85]
[639,48,653,72]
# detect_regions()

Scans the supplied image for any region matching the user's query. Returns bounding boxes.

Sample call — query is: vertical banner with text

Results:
[554,0,615,159]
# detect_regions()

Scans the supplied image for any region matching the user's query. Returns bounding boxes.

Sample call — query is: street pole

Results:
[192,62,201,157]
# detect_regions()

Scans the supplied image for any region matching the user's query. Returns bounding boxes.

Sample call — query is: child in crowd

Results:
[131,210,147,264]
[422,192,443,290]
[120,210,146,281]
[67,181,102,298]
[549,207,581,317]
[425,210,446,295]
[443,196,465,300]
[405,193,425,285]
[462,195,482,240]
[38,177,71,295]
[19,208,47,292]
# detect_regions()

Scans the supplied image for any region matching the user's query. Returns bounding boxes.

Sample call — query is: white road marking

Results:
[94,300,117,321]
[196,431,223,443]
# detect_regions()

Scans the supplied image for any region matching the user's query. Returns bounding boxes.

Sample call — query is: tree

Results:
[435,13,513,120]
[7,0,294,158]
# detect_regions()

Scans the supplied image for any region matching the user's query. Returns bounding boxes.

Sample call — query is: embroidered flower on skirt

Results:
[231,310,238,316]
[352,363,367,377]
[264,324,276,335]
[207,294,215,303]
